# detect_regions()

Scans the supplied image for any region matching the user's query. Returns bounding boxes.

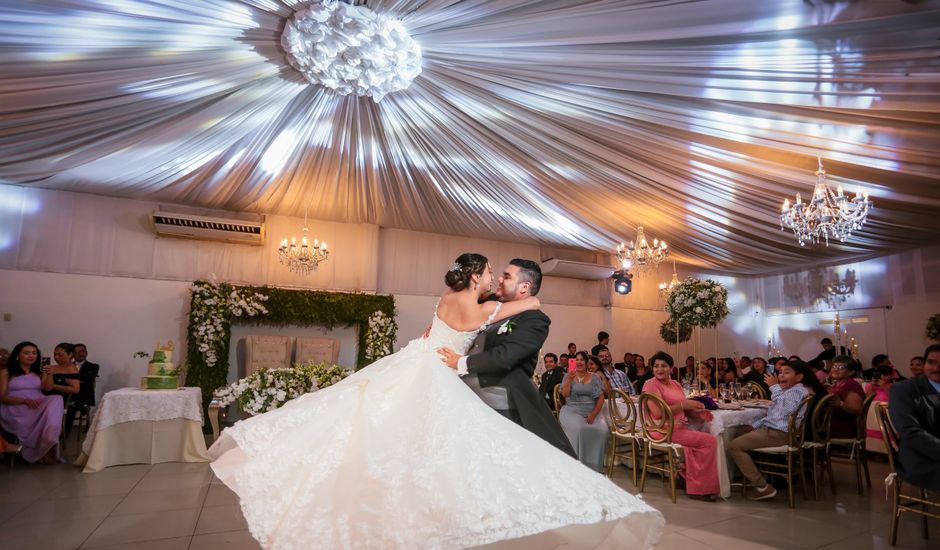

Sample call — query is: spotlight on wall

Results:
[613,271,633,295]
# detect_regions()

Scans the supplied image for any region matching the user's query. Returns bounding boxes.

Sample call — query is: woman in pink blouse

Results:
[642,351,720,501]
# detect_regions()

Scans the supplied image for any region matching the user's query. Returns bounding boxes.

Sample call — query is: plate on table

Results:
[716,402,743,410]
[739,400,772,409]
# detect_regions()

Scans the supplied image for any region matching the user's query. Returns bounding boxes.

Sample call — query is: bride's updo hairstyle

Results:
[445,253,488,292]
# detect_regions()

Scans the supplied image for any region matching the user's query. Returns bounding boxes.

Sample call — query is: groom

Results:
[438,259,576,457]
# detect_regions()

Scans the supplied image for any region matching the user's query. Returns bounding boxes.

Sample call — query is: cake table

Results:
[75,387,209,473]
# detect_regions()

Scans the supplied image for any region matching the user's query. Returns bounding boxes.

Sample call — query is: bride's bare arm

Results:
[486,296,540,323]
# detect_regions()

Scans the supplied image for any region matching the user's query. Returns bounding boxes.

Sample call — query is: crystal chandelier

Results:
[780,158,873,246]
[616,226,668,274]
[281,1,422,102]
[658,262,680,297]
[277,209,329,275]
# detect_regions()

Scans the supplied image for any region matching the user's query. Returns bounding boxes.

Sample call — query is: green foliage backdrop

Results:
[186,281,396,410]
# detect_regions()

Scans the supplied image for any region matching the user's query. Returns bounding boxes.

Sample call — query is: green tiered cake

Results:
[141,341,179,390]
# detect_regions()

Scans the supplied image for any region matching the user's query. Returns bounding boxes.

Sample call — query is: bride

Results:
[209,253,664,549]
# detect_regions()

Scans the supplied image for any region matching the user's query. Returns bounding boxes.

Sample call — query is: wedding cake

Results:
[141,341,179,390]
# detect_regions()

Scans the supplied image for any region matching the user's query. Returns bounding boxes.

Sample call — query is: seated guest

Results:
[810,360,829,384]
[828,355,865,439]
[45,343,81,397]
[864,354,905,382]
[0,342,63,464]
[695,362,717,395]
[632,356,653,390]
[598,347,634,396]
[642,351,719,501]
[743,357,771,393]
[909,356,924,377]
[865,366,894,443]
[614,352,633,374]
[586,354,613,398]
[0,347,9,370]
[769,356,786,374]
[889,344,940,490]
[681,355,696,381]
[559,351,608,472]
[538,353,566,410]
[727,360,810,500]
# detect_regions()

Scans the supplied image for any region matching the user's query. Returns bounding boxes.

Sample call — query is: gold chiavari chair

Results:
[744,394,813,508]
[638,392,684,503]
[874,402,940,546]
[830,391,876,494]
[605,389,643,485]
[552,384,565,420]
[803,394,836,500]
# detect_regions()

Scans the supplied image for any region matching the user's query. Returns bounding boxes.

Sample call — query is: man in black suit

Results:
[68,343,100,436]
[439,259,575,457]
[888,343,940,490]
[538,353,565,410]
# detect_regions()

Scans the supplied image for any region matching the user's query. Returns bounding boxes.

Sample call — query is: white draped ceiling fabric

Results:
[1,0,939,275]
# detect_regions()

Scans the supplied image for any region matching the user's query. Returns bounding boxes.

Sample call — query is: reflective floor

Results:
[0,444,935,550]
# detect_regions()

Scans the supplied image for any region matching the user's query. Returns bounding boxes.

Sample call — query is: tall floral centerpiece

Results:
[666,278,730,383]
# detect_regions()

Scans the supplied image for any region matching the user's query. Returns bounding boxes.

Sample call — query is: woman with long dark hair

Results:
[0,341,63,463]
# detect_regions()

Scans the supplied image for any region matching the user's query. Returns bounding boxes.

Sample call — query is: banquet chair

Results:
[744,394,813,508]
[802,394,836,500]
[295,337,340,365]
[637,392,684,503]
[744,381,768,400]
[58,394,72,451]
[605,389,643,486]
[874,402,940,546]
[830,392,876,494]
[245,335,294,376]
[552,384,565,420]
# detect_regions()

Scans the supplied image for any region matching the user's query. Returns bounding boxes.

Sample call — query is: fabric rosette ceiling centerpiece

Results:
[281,0,422,101]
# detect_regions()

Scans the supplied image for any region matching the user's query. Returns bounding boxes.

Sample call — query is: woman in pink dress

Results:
[0,341,63,464]
[642,351,720,501]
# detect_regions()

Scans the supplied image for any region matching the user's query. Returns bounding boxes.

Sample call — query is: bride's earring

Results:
[474,283,479,290]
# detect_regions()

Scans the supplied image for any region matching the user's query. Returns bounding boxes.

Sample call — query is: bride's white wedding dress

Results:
[209,307,664,549]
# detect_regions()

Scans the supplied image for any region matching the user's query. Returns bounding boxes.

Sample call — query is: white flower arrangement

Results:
[191,280,269,368]
[364,310,395,361]
[665,277,730,328]
[213,361,350,416]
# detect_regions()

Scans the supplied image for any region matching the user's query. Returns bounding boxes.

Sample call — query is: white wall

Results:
[0,269,190,399]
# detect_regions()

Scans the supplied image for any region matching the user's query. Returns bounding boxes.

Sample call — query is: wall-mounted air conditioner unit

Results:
[151,210,265,246]
[541,258,616,280]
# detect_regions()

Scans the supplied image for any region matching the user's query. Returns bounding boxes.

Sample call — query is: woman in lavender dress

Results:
[0,341,63,463]
[559,351,609,471]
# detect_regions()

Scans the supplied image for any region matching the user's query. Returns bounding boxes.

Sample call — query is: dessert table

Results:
[75,387,209,473]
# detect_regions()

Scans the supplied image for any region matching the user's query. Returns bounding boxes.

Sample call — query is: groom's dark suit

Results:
[465,309,576,457]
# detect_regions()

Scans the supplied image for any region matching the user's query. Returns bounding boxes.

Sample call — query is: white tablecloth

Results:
[76,387,208,472]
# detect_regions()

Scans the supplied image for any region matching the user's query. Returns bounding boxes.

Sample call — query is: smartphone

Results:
[41,357,51,366]
[568,358,576,373]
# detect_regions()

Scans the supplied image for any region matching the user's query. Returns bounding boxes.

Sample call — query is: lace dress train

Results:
[209,314,664,549]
